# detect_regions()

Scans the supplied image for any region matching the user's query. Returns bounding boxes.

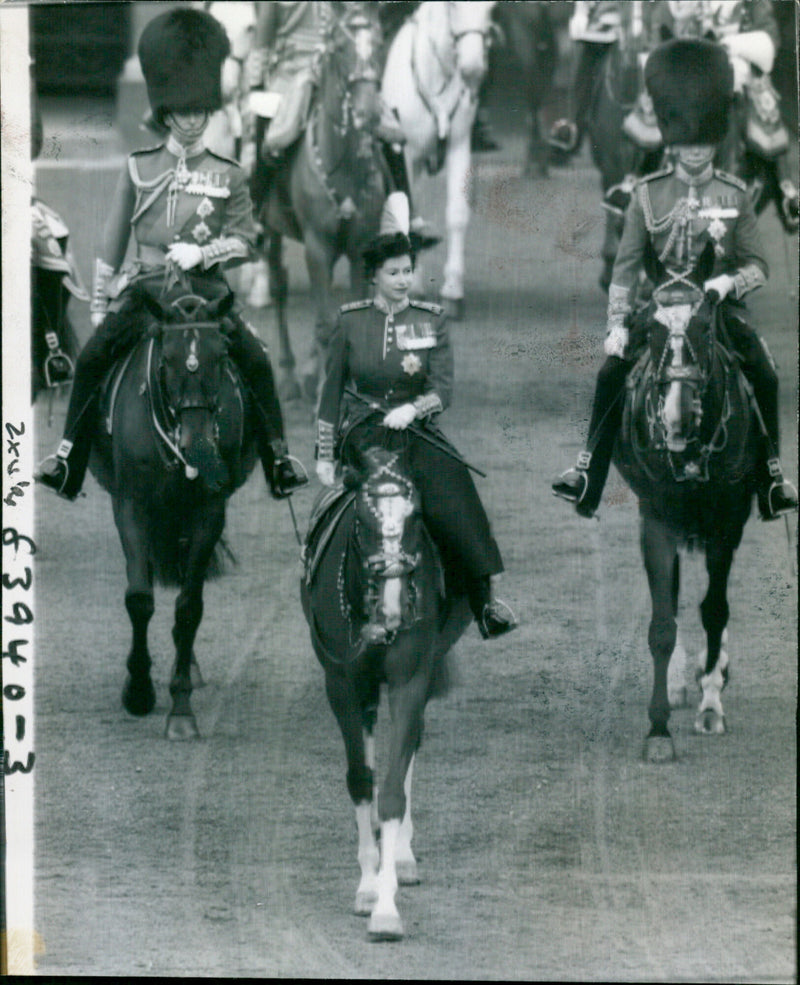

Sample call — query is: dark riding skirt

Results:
[340,420,504,589]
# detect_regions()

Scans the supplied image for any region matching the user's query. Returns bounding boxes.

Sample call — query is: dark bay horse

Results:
[613,272,760,762]
[254,4,386,402]
[300,446,472,940]
[89,273,256,739]
[492,0,558,178]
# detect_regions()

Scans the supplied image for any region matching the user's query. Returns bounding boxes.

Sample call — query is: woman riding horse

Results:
[552,37,797,522]
[314,192,516,640]
[35,8,307,502]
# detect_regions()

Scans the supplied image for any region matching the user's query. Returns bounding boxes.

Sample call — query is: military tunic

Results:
[609,160,767,324]
[317,295,502,586]
[102,134,256,281]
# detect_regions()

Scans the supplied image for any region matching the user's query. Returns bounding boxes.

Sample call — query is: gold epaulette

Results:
[130,144,165,157]
[714,169,748,191]
[339,299,373,313]
[409,298,444,315]
[205,148,241,168]
[639,163,674,184]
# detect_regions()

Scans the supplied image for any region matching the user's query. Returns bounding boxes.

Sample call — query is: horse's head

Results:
[143,287,234,491]
[351,447,422,645]
[448,1,496,93]
[322,3,383,134]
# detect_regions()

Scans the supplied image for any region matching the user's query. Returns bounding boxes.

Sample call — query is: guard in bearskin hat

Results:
[313,192,517,639]
[35,7,307,502]
[552,37,797,521]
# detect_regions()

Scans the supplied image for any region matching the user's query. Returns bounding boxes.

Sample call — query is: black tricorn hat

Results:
[645,38,733,145]
[138,8,230,120]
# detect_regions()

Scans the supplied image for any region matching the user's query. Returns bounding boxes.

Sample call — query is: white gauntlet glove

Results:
[383,403,418,430]
[167,243,204,271]
[604,325,629,358]
[703,274,736,301]
[316,460,336,487]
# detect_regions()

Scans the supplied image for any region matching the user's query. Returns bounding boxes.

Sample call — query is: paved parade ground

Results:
[18,63,800,980]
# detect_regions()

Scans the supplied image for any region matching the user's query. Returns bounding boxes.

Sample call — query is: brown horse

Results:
[253,4,386,402]
[301,446,472,940]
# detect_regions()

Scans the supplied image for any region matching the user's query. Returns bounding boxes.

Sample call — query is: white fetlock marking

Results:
[396,756,418,882]
[667,630,689,708]
[372,818,400,919]
[696,632,729,730]
[355,802,379,914]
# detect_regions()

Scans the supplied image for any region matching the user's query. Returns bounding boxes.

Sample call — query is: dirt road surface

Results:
[26,97,797,980]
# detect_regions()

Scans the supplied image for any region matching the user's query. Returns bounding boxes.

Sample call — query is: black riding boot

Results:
[466,575,517,640]
[726,312,798,519]
[226,319,307,499]
[552,356,628,517]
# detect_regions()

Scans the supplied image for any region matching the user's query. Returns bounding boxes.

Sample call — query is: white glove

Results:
[703,274,736,301]
[90,311,107,329]
[604,325,628,358]
[167,243,204,271]
[316,460,336,486]
[720,31,775,75]
[383,403,417,430]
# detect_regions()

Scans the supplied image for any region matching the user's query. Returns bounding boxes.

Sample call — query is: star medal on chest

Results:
[707,216,727,257]
[401,352,422,375]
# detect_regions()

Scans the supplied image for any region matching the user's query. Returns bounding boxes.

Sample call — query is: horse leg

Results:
[114,497,157,717]
[641,517,679,763]
[165,501,225,740]
[439,120,474,320]
[266,233,301,402]
[667,554,690,709]
[694,540,733,736]
[324,671,378,915]
[369,674,427,941]
[395,753,419,886]
[303,231,336,402]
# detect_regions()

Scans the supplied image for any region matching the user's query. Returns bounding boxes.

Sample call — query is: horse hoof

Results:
[165,713,200,741]
[355,890,377,916]
[643,734,676,763]
[395,860,420,885]
[441,297,464,321]
[694,709,726,735]
[121,677,156,717]
[368,911,404,941]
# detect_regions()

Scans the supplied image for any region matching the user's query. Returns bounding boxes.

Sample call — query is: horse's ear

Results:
[643,238,667,287]
[207,290,235,321]
[342,466,361,491]
[135,287,165,323]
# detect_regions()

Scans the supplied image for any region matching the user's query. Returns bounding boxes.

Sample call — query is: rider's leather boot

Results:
[468,576,518,640]
[757,458,798,520]
[260,437,308,499]
[34,436,88,501]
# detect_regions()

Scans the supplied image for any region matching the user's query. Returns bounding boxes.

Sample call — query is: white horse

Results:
[381,1,496,320]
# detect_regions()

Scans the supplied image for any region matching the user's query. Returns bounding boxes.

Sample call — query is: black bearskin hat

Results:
[138,8,230,121]
[645,38,733,145]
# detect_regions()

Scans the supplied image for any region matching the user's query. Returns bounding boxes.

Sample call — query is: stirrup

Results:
[478,598,518,640]
[760,471,798,520]
[547,119,578,153]
[33,454,79,501]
